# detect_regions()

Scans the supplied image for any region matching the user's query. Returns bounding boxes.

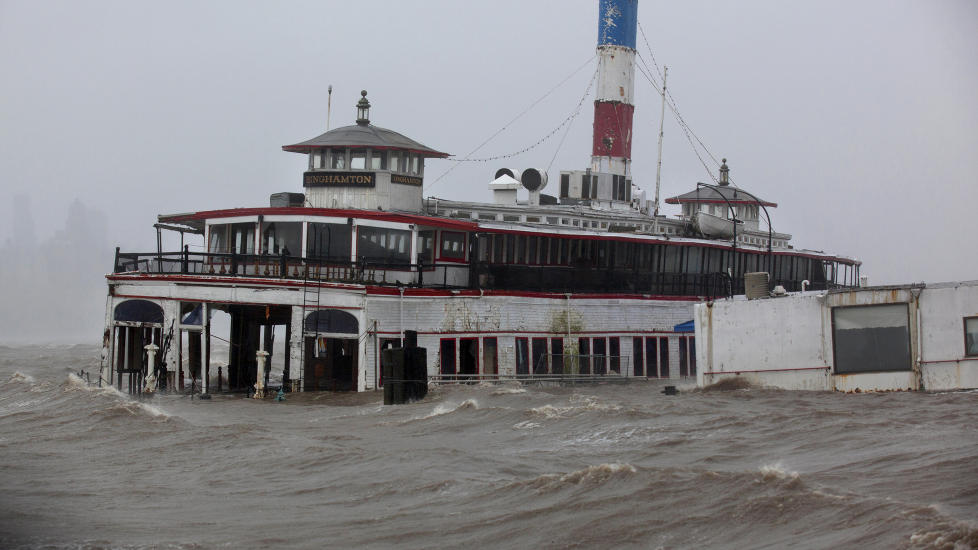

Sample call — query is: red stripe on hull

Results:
[592,101,634,159]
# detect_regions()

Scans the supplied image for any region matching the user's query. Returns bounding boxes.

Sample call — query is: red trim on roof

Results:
[158,207,479,231]
[281,144,450,158]
[664,197,778,207]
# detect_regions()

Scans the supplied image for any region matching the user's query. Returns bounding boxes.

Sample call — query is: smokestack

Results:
[592,0,638,179]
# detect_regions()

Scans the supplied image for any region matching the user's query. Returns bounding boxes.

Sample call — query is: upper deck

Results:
[112,206,860,298]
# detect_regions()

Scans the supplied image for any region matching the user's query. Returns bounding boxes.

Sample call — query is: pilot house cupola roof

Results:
[664,158,777,207]
[282,90,450,158]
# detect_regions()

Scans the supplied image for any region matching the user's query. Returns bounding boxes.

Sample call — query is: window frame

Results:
[964,317,978,357]
[437,231,467,263]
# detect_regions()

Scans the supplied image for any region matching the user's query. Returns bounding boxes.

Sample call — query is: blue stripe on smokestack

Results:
[597,0,638,49]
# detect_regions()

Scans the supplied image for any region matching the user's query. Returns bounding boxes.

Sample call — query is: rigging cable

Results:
[424,54,597,193]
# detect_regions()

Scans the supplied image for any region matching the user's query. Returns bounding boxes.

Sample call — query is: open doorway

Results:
[303,309,359,391]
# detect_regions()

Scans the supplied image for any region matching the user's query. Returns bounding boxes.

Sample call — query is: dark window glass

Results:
[532,338,548,374]
[416,230,435,265]
[459,338,478,376]
[633,337,644,376]
[832,304,911,373]
[659,337,670,378]
[560,174,569,198]
[592,337,607,375]
[527,237,538,265]
[689,337,697,375]
[551,338,564,374]
[440,231,466,260]
[679,337,688,377]
[308,223,353,262]
[358,226,411,264]
[515,338,529,375]
[645,337,658,377]
[609,337,620,373]
[582,176,590,198]
[578,338,591,375]
[440,339,456,375]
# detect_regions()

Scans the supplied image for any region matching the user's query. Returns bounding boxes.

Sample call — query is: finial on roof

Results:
[356,90,371,126]
[719,158,730,186]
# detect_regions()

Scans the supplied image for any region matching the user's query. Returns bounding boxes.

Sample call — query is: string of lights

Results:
[424,55,596,192]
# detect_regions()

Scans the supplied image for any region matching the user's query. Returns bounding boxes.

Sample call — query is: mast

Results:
[591,1,638,180]
[326,84,333,130]
[652,66,667,234]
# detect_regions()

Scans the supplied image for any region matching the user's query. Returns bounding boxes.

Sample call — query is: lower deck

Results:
[100,274,701,394]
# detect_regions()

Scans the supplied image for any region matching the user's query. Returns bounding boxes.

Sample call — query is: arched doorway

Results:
[304,309,359,391]
[112,299,165,394]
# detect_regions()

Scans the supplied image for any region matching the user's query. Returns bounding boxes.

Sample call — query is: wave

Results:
[908,515,978,549]
[529,395,622,419]
[92,400,171,420]
[519,463,638,493]
[401,399,481,423]
[7,371,36,384]
[699,377,755,391]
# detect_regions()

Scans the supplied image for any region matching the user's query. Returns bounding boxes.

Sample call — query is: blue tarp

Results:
[674,320,695,333]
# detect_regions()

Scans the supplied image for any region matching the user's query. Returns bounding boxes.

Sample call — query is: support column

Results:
[99,295,115,388]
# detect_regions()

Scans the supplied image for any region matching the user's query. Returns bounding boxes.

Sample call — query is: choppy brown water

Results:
[1,345,976,549]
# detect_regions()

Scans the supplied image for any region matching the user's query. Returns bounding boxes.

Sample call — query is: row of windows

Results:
[476,233,827,281]
[309,148,423,175]
[432,335,696,378]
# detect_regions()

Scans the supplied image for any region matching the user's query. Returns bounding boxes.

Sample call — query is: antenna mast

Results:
[326,85,333,130]
[652,66,667,234]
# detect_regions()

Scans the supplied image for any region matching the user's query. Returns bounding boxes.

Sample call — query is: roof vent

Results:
[520,168,549,206]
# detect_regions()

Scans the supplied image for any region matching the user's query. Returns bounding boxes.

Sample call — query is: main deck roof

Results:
[665,185,777,207]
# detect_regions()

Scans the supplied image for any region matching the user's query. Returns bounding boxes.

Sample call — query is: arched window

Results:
[304,309,358,334]
[114,300,164,324]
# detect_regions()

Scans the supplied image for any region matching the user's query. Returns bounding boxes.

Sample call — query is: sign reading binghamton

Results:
[303,171,376,188]
[390,174,423,186]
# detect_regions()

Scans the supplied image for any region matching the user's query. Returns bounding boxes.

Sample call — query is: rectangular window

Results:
[591,176,598,198]
[330,148,346,170]
[350,151,366,170]
[358,226,411,264]
[833,304,911,373]
[208,224,229,253]
[483,337,498,375]
[679,336,689,377]
[492,234,504,263]
[505,235,515,264]
[659,337,670,378]
[609,337,620,373]
[527,237,538,265]
[581,176,590,199]
[966,317,978,356]
[560,174,569,198]
[632,337,644,376]
[416,230,435,265]
[459,338,478,376]
[261,222,302,256]
[439,231,466,261]
[515,337,529,375]
[231,223,255,254]
[440,338,456,376]
[645,337,658,377]
[689,337,696,376]
[515,235,525,264]
[592,337,607,375]
[531,337,548,374]
[411,154,420,174]
[551,338,564,374]
[370,150,387,170]
[389,152,400,172]
[307,222,353,262]
[578,338,591,375]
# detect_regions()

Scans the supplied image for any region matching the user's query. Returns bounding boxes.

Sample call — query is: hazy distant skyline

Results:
[1,0,976,341]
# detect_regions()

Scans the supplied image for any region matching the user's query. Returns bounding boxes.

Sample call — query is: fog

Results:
[1,0,975,344]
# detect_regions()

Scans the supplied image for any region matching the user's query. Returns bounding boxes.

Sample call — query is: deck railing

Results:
[112,248,466,288]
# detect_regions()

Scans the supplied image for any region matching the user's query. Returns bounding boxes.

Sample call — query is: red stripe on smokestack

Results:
[591,102,634,159]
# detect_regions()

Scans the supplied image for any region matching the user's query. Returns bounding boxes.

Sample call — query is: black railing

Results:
[113,249,467,288]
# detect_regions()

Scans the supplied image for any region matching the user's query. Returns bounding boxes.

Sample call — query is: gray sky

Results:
[1,0,976,341]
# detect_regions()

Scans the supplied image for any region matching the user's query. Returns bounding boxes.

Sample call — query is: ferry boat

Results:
[98,0,860,395]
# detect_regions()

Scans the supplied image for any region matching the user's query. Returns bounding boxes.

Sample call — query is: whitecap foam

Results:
[7,371,36,384]
[759,461,799,481]
[413,399,480,421]
[512,420,541,430]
